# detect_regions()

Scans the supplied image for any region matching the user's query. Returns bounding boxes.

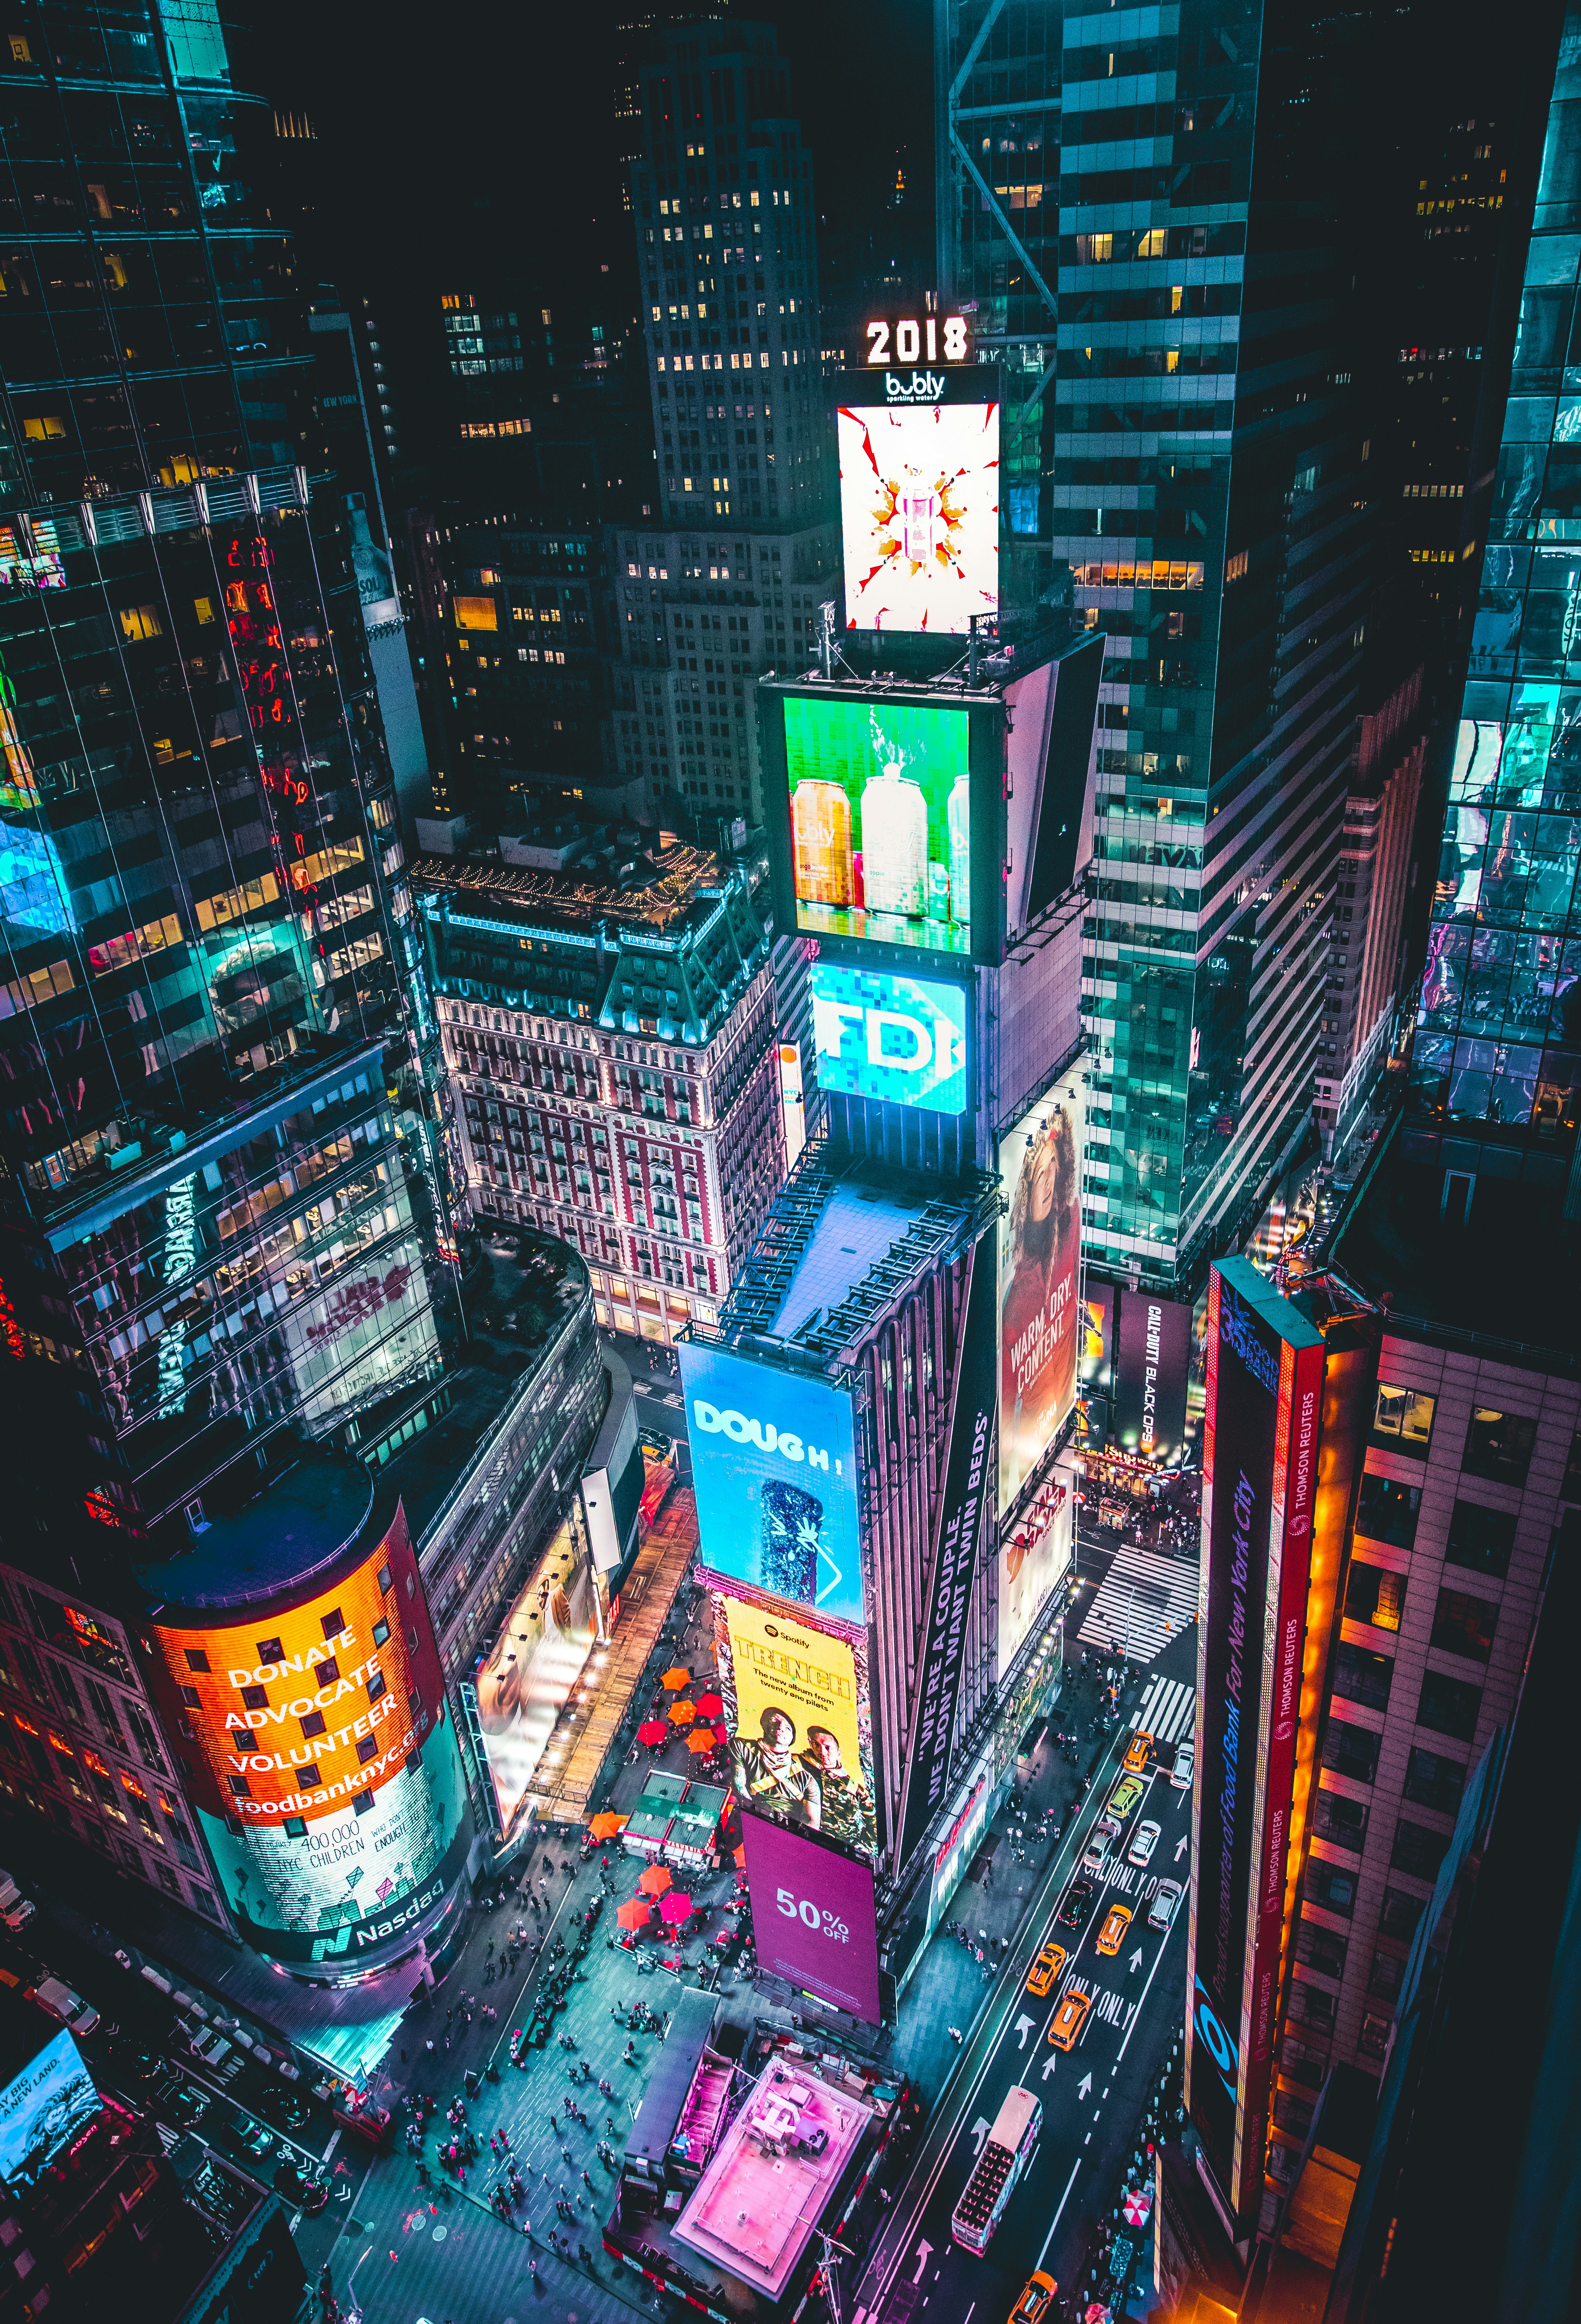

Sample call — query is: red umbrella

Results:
[638,1864,671,1897]
[616,1897,653,1931]
[659,1891,693,1925]
[693,1692,724,1718]
[636,1720,667,1746]
[733,1844,747,1869]
[713,1721,729,1746]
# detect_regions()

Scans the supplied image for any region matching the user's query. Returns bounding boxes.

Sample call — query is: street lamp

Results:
[344,2247,373,2324]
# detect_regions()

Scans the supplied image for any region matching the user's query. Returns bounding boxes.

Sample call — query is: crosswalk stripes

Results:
[1078,1541,1200,1664]
[1132,1674,1195,1747]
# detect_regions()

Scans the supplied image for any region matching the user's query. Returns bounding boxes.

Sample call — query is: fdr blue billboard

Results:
[678,1341,865,1629]
[810,959,968,1116]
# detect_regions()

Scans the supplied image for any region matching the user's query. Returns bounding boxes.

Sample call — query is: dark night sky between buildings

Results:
[255,0,933,336]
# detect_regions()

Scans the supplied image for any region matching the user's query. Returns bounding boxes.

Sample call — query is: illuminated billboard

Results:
[996,1461,1073,1678]
[147,1501,471,1966]
[1188,1260,1325,2228]
[837,397,999,634]
[810,959,968,1117]
[715,1596,876,1858]
[783,693,973,956]
[1113,1290,1194,1467]
[998,1080,1084,1514]
[678,1340,864,1628]
[0,2031,98,2190]
[740,1810,882,2024]
[473,1520,595,1843]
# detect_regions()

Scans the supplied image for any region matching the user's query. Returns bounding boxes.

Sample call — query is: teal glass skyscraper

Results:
[937,0,1374,1295]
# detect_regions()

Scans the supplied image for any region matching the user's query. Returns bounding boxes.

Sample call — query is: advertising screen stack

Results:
[697,369,1106,1993]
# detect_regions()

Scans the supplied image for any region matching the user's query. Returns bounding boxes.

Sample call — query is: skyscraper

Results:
[937,2,1382,1297]
[609,17,839,829]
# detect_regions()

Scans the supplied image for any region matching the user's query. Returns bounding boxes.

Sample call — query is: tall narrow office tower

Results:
[609,18,839,829]
[0,0,455,1533]
[938,2,1378,1296]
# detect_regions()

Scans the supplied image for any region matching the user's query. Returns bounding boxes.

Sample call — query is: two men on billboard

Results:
[716,1596,877,1858]
[998,1094,1082,1510]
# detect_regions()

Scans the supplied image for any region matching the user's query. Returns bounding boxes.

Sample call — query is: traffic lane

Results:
[852,1716,1147,2321]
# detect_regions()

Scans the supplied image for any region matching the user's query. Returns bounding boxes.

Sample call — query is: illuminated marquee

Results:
[157,1172,197,1417]
[862,314,971,367]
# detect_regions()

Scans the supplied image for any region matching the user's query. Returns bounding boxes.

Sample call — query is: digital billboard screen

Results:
[0,2031,98,2190]
[715,1595,876,1858]
[998,1084,1083,1514]
[679,1341,864,1628]
[740,1810,882,2024]
[810,959,968,1117]
[1113,1290,1194,1467]
[147,1501,472,1966]
[785,693,974,957]
[473,1521,595,1845]
[837,397,999,634]
[1189,1260,1325,2224]
[996,1463,1073,1679]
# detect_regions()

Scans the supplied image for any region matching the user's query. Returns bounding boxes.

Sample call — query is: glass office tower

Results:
[937,0,1374,1295]
[1412,16,1581,1186]
[0,0,453,1532]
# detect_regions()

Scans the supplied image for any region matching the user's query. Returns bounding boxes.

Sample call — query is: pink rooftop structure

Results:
[672,2054,874,2299]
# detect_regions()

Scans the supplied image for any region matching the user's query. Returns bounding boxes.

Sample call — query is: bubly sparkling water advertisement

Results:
[838,397,999,636]
[678,1340,865,1628]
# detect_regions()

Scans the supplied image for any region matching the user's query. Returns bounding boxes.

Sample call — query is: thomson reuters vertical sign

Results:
[1186,1259,1326,2229]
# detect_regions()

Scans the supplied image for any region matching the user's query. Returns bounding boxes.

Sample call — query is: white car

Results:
[1149,1877,1185,1933]
[1170,1739,1196,1792]
[1128,1819,1162,1868]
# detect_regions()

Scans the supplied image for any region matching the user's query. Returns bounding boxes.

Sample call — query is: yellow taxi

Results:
[1026,1940,1068,1998]
[1048,1987,1093,2051]
[1124,1730,1153,1775]
[1008,2271,1058,2324]
[1095,1901,1133,1957]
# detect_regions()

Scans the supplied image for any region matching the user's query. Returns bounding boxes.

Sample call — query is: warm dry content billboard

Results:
[740,1810,882,2024]
[837,397,999,635]
[678,1338,865,1628]
[149,1501,470,1965]
[716,1596,877,1858]
[998,1084,1084,1512]
[785,693,974,957]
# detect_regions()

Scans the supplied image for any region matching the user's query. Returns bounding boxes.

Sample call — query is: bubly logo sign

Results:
[691,1401,838,1475]
[884,369,948,403]
[810,962,968,1117]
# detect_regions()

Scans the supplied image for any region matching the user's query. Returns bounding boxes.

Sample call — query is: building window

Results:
[1390,1818,1450,1882]
[314,1659,339,1688]
[1379,1886,1424,1940]
[1372,1381,1435,1454]
[1444,1498,1515,1579]
[1358,2011,1392,2061]
[240,1684,268,1712]
[118,603,163,642]
[1294,1920,1347,1977]
[1430,1587,1497,1663]
[1417,1670,1481,1741]
[1304,1862,1357,1918]
[1462,1407,1536,1488]
[184,1648,210,1674]
[1312,1787,1369,1850]
[1561,1428,1581,1504]
[320,1608,345,1639]
[256,1637,283,1665]
[299,1710,327,1740]
[1402,1746,1466,1816]
[1334,1642,1394,1709]
[1367,1949,1405,2001]
[1355,1471,1420,1549]
[296,1763,320,1788]
[1345,1562,1406,1632]
[1320,1720,1380,1784]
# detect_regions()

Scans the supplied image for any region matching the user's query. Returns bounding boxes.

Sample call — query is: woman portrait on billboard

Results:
[1000,1102,1080,1509]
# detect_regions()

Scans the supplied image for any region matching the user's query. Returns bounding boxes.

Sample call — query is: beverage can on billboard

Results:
[145,1500,471,1966]
[740,1810,883,2024]
[783,694,974,958]
[810,959,969,1117]
[678,1340,864,1628]
[837,392,1000,636]
[998,1082,1084,1513]
[715,1596,877,1857]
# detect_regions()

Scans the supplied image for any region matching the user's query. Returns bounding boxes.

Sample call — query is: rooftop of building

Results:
[1325,1120,1581,1369]
[719,1142,998,1361]
[412,833,745,940]
[759,600,1089,703]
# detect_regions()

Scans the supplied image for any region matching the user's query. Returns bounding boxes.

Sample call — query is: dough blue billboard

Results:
[678,1341,864,1628]
[810,959,969,1116]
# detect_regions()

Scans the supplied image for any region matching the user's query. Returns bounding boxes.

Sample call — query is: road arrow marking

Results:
[1078,2072,1093,2100]
[1014,2013,1035,2049]
[1129,1946,1144,1974]
[912,2241,933,2285]
[1041,2055,1058,2081]
[1175,1835,1189,1862]
[969,2118,989,2158]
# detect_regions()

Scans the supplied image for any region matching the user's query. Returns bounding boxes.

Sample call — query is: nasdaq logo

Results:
[811,962,968,1116]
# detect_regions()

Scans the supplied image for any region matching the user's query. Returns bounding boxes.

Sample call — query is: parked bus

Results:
[951,2085,1041,2255]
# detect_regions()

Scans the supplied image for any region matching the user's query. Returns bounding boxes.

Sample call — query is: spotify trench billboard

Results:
[147,1501,470,1966]
[740,1810,882,2024]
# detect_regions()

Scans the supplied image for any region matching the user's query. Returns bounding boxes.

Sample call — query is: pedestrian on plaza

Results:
[948,2026,963,2044]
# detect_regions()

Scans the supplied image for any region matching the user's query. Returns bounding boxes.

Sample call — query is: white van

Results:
[0,1872,34,1933]
[30,1976,99,2036]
